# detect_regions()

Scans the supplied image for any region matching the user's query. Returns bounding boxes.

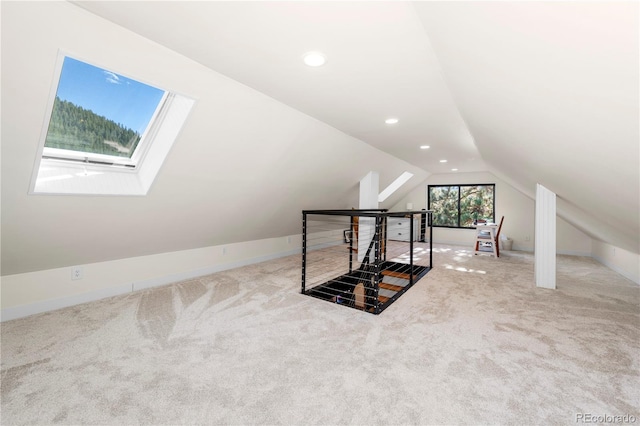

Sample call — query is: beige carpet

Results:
[1,244,638,425]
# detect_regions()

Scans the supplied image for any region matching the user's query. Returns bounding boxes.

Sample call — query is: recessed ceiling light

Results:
[420,145,430,150]
[385,118,399,124]
[440,159,448,163]
[451,168,458,171]
[303,51,326,67]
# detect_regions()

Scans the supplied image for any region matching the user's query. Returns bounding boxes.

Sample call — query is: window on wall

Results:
[428,184,495,228]
[31,54,195,195]
[42,56,166,167]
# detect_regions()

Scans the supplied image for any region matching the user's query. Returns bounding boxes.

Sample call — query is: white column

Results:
[358,171,379,262]
[535,183,556,289]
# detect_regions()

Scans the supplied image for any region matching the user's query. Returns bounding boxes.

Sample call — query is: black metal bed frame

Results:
[301,209,433,314]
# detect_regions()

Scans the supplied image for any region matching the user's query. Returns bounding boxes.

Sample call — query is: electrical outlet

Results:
[287,236,291,244]
[71,266,83,280]
[524,235,530,242]
[222,247,227,255]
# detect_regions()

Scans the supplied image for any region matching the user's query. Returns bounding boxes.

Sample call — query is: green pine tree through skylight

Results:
[44,57,165,159]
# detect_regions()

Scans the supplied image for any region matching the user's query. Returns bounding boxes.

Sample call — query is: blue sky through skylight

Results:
[55,57,165,134]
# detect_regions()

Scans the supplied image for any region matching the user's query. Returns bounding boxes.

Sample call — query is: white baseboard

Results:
[430,240,479,249]
[1,247,301,322]
[556,249,592,257]
[509,244,533,253]
[592,255,640,285]
[4,242,634,323]
[433,240,535,253]
[433,241,635,284]
[131,247,301,293]
[432,240,590,258]
[1,284,132,322]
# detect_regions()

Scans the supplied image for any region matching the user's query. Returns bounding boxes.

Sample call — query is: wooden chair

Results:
[474,216,504,257]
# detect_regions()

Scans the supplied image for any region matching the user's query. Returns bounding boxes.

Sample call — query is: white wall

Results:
[393,171,640,284]
[1,1,432,318]
[1,235,303,321]
[415,2,639,255]
[592,240,640,284]
[557,216,592,256]
[1,1,428,276]
[392,171,592,255]
[2,3,635,321]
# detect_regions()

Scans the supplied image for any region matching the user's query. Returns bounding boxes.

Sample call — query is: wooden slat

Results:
[381,270,415,280]
[379,282,403,292]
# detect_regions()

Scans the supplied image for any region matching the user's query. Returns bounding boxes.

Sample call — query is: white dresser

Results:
[386,217,420,242]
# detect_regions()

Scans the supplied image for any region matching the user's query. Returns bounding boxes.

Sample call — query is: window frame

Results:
[29,51,196,196]
[427,183,496,229]
[41,95,170,170]
[39,54,169,170]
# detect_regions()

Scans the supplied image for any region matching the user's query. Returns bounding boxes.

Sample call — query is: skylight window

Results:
[31,54,195,195]
[42,57,165,167]
[378,172,414,203]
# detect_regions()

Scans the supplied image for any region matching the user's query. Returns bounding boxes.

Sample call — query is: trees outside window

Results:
[32,53,195,195]
[428,184,495,228]
[43,56,166,166]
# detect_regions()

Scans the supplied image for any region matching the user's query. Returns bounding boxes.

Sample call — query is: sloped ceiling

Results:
[1,1,638,276]
[73,0,640,254]
[0,1,429,275]
[73,1,484,175]
[413,2,639,253]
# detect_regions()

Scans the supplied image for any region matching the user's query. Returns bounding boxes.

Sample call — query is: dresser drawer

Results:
[387,217,419,242]
[389,229,412,242]
[387,220,406,229]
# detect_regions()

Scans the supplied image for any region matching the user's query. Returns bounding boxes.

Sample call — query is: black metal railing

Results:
[301,209,433,314]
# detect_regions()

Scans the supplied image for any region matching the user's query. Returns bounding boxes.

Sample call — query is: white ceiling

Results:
[1,1,637,276]
[73,1,484,175]
[74,0,639,252]
[413,1,639,250]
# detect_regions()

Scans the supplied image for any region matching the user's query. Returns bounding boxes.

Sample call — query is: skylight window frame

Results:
[378,171,414,203]
[40,90,171,170]
[29,51,196,196]
[37,52,170,170]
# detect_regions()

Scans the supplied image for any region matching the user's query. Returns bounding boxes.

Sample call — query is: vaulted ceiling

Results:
[73,1,640,253]
[75,1,485,175]
[1,1,638,276]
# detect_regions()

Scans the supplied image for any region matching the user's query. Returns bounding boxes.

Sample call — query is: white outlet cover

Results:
[71,266,83,280]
